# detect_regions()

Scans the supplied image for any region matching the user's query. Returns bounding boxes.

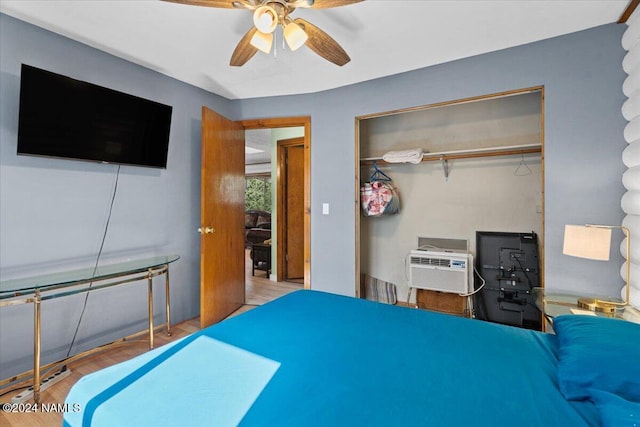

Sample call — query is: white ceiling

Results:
[245,128,272,165]
[0,1,630,100]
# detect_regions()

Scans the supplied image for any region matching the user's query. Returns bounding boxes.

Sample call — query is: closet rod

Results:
[360,143,542,166]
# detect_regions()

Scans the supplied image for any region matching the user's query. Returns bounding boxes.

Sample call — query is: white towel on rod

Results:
[382,148,424,164]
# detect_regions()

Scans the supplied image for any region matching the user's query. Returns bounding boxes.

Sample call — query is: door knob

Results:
[198,226,215,234]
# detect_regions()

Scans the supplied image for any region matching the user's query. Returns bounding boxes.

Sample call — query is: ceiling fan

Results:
[163,0,362,66]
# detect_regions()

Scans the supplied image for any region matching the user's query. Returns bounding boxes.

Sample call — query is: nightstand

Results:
[532,287,640,332]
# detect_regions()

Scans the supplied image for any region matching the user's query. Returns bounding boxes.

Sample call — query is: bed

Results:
[63,290,640,427]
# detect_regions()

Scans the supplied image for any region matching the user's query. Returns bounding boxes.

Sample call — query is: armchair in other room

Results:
[245,210,271,246]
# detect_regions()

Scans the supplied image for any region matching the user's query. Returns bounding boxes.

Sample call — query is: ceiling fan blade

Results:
[161,0,249,9]
[294,18,350,66]
[290,0,363,9]
[230,27,259,66]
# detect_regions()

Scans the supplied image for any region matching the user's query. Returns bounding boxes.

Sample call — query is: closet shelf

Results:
[359,143,542,166]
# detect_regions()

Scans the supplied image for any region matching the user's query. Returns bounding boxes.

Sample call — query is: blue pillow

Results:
[589,389,640,427]
[554,314,640,401]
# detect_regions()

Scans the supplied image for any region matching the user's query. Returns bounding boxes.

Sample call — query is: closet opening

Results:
[355,87,545,329]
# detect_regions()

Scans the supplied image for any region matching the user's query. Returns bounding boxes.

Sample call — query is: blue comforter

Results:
[64,290,598,426]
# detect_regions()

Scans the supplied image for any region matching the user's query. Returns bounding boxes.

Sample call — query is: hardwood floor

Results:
[0,251,302,426]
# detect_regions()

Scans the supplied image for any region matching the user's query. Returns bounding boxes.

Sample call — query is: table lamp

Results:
[562,224,630,313]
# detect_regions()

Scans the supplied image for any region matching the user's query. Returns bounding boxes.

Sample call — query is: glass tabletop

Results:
[0,255,180,298]
[532,287,640,323]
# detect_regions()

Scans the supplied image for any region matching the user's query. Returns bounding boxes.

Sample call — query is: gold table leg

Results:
[165,266,172,336]
[148,269,154,350]
[33,290,41,404]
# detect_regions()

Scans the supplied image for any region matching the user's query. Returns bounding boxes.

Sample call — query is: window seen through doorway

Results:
[245,176,272,212]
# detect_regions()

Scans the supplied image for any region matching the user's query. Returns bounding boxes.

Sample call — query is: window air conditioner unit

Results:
[409,250,473,294]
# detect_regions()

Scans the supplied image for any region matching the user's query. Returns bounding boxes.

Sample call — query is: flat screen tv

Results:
[17,64,172,168]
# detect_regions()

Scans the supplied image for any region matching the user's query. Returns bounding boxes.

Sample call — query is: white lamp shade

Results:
[253,5,278,34]
[563,225,612,261]
[284,21,308,51]
[250,31,273,54]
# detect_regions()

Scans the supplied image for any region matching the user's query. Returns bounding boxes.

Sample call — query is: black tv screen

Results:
[17,64,172,168]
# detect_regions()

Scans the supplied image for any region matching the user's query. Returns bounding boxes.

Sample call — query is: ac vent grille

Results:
[410,257,451,267]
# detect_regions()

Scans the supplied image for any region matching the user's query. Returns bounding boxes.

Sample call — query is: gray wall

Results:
[232,23,628,299]
[0,13,628,378]
[0,13,231,376]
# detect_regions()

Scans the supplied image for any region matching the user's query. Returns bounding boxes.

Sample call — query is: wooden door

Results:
[200,106,245,328]
[279,138,305,280]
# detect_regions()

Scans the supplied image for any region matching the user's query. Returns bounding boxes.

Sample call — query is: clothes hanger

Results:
[515,152,532,176]
[370,161,392,182]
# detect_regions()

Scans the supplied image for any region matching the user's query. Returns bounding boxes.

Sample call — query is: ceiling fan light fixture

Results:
[250,30,273,54]
[283,21,308,51]
[253,5,278,34]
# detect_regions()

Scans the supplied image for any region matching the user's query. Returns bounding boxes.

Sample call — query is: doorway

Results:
[241,116,312,289]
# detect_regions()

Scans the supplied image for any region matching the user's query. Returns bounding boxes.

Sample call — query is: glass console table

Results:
[0,254,179,403]
[532,287,640,331]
